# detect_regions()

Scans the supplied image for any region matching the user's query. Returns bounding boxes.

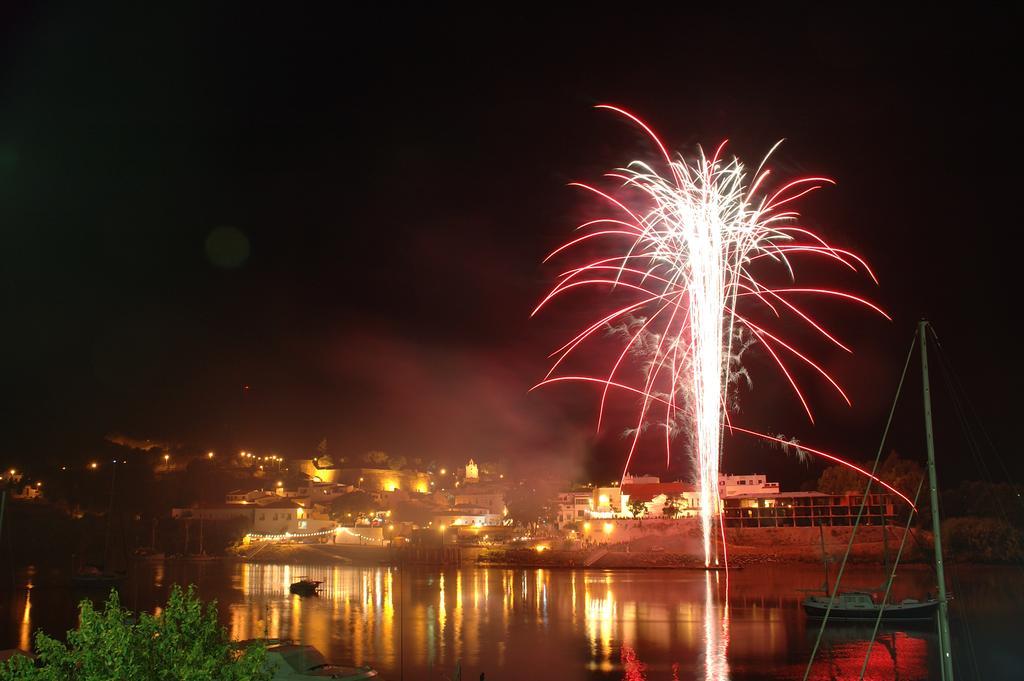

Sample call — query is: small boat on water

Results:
[289,578,323,596]
[803,591,939,622]
[71,565,125,588]
[265,643,378,680]
[131,547,165,561]
[236,641,378,680]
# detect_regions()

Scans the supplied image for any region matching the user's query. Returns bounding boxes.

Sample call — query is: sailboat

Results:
[803,515,939,622]
[72,461,127,587]
[802,319,954,678]
[802,590,938,621]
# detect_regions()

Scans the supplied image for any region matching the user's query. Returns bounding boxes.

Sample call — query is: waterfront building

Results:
[718,473,780,498]
[722,491,897,528]
[431,504,503,528]
[453,484,507,515]
[589,484,624,518]
[555,490,593,527]
[620,481,700,518]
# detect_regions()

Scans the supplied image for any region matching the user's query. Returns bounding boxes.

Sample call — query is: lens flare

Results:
[534,106,889,566]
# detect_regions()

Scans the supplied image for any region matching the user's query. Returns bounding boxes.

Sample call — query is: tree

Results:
[0,586,268,681]
[662,498,680,519]
[816,451,923,498]
[628,498,648,522]
[942,481,1024,527]
[504,484,548,528]
[943,516,1024,563]
[329,491,377,521]
[816,465,866,495]
[363,451,390,468]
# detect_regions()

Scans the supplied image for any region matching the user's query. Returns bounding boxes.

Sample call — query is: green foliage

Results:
[942,481,1024,527]
[363,451,390,467]
[816,451,923,498]
[943,516,1024,563]
[627,498,647,521]
[0,586,269,681]
[329,491,377,520]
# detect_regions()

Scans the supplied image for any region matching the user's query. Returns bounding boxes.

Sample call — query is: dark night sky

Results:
[1,4,1020,486]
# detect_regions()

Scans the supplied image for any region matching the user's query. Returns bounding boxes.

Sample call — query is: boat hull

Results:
[803,599,939,622]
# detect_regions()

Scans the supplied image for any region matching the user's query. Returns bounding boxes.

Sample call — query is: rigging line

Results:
[935,355,997,493]
[949,559,983,679]
[931,333,995,481]
[858,477,924,681]
[932,335,1023,539]
[802,329,918,681]
[928,325,1019,486]
[904,525,938,580]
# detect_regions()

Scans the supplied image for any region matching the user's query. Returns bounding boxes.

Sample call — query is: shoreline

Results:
[226,534,938,569]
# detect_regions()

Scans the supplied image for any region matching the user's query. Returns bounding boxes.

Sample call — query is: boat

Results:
[71,564,125,587]
[72,460,130,587]
[803,591,939,621]
[131,546,165,561]
[265,643,378,680]
[802,321,956,680]
[802,517,936,622]
[240,641,377,680]
[288,578,323,596]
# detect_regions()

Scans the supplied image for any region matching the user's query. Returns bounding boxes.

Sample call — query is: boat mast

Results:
[919,319,954,680]
[818,522,829,595]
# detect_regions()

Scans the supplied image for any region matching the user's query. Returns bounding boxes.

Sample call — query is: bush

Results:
[0,585,269,681]
[943,516,1024,563]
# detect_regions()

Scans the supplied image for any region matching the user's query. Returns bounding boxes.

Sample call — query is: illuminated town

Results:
[0,5,1019,680]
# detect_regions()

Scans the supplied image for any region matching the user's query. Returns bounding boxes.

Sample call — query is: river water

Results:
[1,560,1019,680]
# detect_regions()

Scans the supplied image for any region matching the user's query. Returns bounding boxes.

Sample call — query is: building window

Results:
[258,513,265,521]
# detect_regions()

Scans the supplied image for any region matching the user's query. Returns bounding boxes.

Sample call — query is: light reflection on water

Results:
[3,562,1021,679]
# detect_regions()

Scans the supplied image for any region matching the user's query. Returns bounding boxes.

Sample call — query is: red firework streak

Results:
[532,105,904,566]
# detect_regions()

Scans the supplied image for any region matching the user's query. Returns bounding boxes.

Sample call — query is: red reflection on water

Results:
[802,630,928,680]
[621,644,648,680]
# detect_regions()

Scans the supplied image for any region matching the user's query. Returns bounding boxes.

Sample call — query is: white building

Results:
[621,481,700,518]
[556,490,593,526]
[589,485,625,518]
[453,486,506,515]
[718,473,779,498]
[432,505,503,528]
[622,474,660,485]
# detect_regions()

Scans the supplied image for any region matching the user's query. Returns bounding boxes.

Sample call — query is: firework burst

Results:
[534,106,902,566]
